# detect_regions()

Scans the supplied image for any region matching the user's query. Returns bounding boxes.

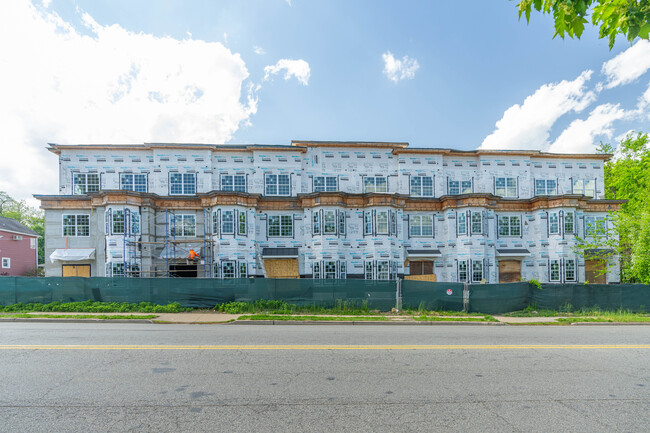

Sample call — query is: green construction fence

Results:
[0,277,648,312]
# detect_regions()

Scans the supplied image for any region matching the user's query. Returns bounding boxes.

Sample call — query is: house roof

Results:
[0,216,38,237]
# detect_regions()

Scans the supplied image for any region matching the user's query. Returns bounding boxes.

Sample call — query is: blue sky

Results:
[1,0,649,201]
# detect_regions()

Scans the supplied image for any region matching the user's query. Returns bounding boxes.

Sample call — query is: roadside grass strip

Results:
[0,301,189,313]
[413,315,497,322]
[0,344,649,350]
[238,314,388,321]
[0,314,157,320]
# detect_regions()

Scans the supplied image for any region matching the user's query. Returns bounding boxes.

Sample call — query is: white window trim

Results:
[62,214,90,237]
[73,173,100,195]
[410,176,434,197]
[363,176,388,193]
[471,260,483,283]
[495,177,517,198]
[409,214,434,237]
[170,173,196,195]
[120,173,147,192]
[265,174,291,196]
[535,179,557,196]
[313,176,338,192]
[497,215,521,237]
[267,214,293,237]
[221,174,246,192]
[171,214,197,237]
[1,257,10,269]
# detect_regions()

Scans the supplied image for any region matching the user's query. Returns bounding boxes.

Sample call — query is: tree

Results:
[517,0,650,49]
[597,132,650,283]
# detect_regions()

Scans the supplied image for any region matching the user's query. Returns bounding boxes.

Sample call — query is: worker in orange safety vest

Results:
[188,249,200,261]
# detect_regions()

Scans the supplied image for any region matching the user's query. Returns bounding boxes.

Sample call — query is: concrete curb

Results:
[230,320,506,326]
[570,322,650,326]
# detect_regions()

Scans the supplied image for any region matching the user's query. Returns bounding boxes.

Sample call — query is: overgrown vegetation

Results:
[0,301,190,313]
[528,279,542,290]
[413,315,498,322]
[0,191,45,265]
[238,314,387,321]
[215,299,375,315]
[0,313,157,320]
[506,304,649,318]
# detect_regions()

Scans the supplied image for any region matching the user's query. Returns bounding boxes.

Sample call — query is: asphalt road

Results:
[0,323,649,432]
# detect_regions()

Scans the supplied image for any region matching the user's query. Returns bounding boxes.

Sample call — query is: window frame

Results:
[495,177,517,198]
[170,172,196,195]
[120,173,147,193]
[363,176,388,193]
[565,259,576,282]
[410,176,434,197]
[313,176,338,192]
[221,174,246,193]
[471,260,483,283]
[376,210,389,235]
[62,214,90,237]
[458,260,468,282]
[457,212,467,235]
[573,179,595,198]
[549,212,560,235]
[265,174,291,196]
[535,179,557,196]
[409,214,434,237]
[221,210,235,235]
[170,214,196,237]
[112,262,125,277]
[471,212,483,235]
[497,215,521,237]
[73,173,100,195]
[1,257,10,269]
[564,211,575,234]
[323,210,337,234]
[549,259,561,282]
[267,214,293,237]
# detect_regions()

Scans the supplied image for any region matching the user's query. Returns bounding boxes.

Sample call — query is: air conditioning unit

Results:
[13,235,22,240]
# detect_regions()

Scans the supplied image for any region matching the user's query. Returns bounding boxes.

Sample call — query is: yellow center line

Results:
[0,344,648,350]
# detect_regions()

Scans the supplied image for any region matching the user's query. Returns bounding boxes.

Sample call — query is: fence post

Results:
[463,283,470,313]
[395,278,402,312]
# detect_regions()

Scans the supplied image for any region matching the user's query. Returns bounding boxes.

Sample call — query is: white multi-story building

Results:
[35,141,623,283]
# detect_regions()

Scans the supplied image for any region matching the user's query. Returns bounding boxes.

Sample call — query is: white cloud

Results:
[382,51,419,83]
[480,71,596,150]
[285,0,292,6]
[601,40,650,89]
[253,45,266,55]
[263,59,310,85]
[549,103,627,153]
[0,0,257,203]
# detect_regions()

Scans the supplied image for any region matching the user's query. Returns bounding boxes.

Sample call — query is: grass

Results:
[238,314,388,321]
[0,313,157,320]
[0,301,190,313]
[413,315,498,322]
[216,300,377,315]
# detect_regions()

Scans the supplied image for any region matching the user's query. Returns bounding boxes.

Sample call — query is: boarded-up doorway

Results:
[405,261,437,281]
[264,259,299,278]
[585,260,607,284]
[498,260,521,283]
[62,264,91,277]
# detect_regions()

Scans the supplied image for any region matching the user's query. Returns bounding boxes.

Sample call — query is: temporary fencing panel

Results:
[401,280,464,311]
[468,282,530,314]
[1,277,648,312]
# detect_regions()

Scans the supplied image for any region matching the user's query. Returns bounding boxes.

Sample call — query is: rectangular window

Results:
[550,260,560,282]
[573,179,595,198]
[1,258,10,269]
[365,261,373,279]
[471,212,482,234]
[212,211,218,235]
[376,211,389,234]
[564,212,574,234]
[339,262,347,279]
[313,262,321,279]
[471,260,483,283]
[448,179,472,195]
[549,213,559,234]
[410,176,434,197]
[409,215,434,237]
[221,175,246,192]
[222,261,236,279]
[314,176,338,192]
[238,212,247,236]
[498,215,521,236]
[120,174,147,192]
[62,214,90,237]
[30,238,36,249]
[535,179,557,196]
[171,214,196,237]
[364,212,373,235]
[170,173,196,195]
[265,174,291,196]
[112,262,125,277]
[324,210,337,234]
[313,211,321,235]
[221,211,234,234]
[130,212,140,235]
[324,261,337,279]
[112,210,125,234]
[268,215,293,237]
[449,180,460,195]
[377,261,390,280]
[565,259,576,282]
[495,177,517,197]
[338,211,346,235]
[585,216,606,236]
[239,262,248,278]
[458,212,467,235]
[458,261,468,282]
[73,173,100,195]
[363,176,387,193]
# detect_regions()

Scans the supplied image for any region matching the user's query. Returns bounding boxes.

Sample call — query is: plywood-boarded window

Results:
[62,264,91,277]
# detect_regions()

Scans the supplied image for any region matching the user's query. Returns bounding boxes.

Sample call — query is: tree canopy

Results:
[0,192,44,266]
[517,0,650,48]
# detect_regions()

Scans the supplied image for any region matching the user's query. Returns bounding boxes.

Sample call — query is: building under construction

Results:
[35,141,623,283]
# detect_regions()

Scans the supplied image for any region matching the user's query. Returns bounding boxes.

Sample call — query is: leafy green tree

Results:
[0,192,45,265]
[517,0,650,48]
[597,132,650,283]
